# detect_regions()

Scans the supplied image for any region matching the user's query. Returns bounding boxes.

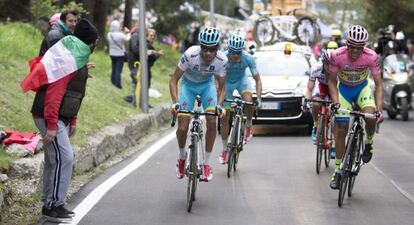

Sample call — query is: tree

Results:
[363,0,414,39]
[123,0,134,29]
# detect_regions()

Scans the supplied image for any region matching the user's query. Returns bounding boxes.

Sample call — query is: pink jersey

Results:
[328,46,381,86]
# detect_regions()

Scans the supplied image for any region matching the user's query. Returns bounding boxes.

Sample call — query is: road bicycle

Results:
[224,98,255,178]
[171,96,218,212]
[253,9,320,46]
[304,98,334,174]
[335,108,378,207]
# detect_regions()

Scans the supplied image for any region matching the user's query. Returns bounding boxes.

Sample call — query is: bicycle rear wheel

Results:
[348,131,363,197]
[186,137,198,212]
[316,118,324,174]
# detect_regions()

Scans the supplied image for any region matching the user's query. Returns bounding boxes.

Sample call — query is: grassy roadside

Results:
[0,22,179,170]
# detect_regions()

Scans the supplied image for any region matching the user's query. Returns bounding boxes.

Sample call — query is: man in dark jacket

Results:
[126,28,163,107]
[32,18,98,223]
[126,28,140,106]
[39,9,79,56]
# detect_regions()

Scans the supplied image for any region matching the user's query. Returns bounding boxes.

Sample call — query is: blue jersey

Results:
[224,51,258,83]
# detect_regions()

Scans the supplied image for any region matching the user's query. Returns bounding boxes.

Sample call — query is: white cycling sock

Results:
[204,152,211,164]
[246,119,252,127]
[222,138,227,150]
[179,148,186,160]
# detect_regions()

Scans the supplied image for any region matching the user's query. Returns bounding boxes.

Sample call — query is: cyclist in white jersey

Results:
[170,27,228,182]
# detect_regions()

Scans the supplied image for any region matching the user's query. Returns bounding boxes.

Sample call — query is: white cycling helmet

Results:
[347,25,369,47]
[198,27,221,46]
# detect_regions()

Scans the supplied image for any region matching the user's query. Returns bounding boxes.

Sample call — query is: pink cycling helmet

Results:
[346,25,369,47]
[49,13,61,25]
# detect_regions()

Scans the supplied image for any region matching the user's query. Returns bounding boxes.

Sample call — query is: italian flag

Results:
[20,35,91,92]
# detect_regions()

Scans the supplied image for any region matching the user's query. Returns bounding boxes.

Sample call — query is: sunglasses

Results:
[201,45,218,53]
[347,43,364,51]
[229,49,242,55]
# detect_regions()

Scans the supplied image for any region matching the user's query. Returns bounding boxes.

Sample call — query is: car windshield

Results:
[248,53,310,76]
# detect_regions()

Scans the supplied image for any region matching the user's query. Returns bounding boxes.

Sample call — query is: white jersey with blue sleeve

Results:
[178,46,228,84]
[309,62,327,85]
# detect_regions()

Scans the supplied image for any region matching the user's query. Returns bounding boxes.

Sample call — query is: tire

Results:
[338,132,354,207]
[227,118,239,178]
[294,16,320,46]
[348,131,363,197]
[316,118,324,174]
[401,98,409,121]
[387,110,397,119]
[253,16,276,46]
[187,137,198,212]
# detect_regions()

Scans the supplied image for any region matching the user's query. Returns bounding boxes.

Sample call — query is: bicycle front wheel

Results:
[186,137,199,212]
[316,117,324,174]
[338,131,355,207]
[227,117,239,178]
[348,130,363,197]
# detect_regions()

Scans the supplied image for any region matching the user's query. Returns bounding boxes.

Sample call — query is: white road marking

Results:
[61,131,176,225]
[371,162,414,204]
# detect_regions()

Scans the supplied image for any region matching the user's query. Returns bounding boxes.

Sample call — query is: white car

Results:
[247,42,316,127]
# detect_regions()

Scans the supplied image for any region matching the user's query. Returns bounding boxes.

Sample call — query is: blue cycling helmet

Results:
[198,27,221,46]
[228,34,245,51]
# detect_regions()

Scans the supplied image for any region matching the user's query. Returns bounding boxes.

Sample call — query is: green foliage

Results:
[30,0,57,23]
[0,22,177,147]
[149,0,200,39]
[363,0,414,38]
[0,149,18,172]
[60,1,88,16]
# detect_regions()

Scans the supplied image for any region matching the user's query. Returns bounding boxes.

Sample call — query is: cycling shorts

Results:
[178,79,217,114]
[335,80,376,123]
[223,76,252,108]
[313,83,329,99]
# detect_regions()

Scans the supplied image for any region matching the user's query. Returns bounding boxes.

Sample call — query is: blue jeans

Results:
[110,56,125,89]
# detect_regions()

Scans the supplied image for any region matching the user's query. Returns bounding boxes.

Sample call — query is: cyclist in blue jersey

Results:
[170,27,227,182]
[219,34,262,164]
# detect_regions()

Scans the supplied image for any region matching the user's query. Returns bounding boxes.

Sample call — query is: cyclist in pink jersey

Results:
[327,25,384,189]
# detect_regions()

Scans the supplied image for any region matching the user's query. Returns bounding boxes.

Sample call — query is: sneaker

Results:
[54,205,75,217]
[42,205,73,223]
[362,143,373,163]
[330,148,336,159]
[330,171,341,190]
[176,159,185,179]
[244,127,253,142]
[201,164,213,182]
[219,150,228,164]
[311,126,317,143]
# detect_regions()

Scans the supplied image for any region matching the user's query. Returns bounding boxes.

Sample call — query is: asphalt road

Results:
[43,112,414,225]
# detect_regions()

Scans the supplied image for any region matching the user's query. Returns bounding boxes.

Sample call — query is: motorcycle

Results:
[382,54,413,121]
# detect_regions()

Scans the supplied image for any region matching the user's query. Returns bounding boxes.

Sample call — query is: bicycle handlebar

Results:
[171,110,219,127]
[303,98,333,105]
[336,108,377,119]
[224,98,256,106]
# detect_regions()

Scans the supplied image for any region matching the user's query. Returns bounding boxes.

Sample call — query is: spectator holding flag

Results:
[20,18,98,223]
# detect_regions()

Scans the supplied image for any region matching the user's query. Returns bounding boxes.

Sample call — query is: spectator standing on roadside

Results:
[23,19,99,223]
[107,20,130,89]
[146,28,164,90]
